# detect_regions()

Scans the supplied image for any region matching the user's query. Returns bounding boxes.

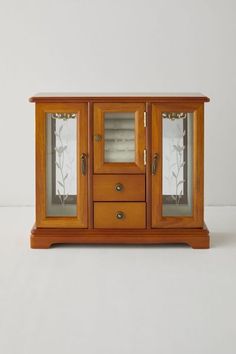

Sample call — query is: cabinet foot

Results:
[187,236,210,249]
[30,235,52,249]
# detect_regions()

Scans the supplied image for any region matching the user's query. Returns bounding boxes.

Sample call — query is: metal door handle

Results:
[152,153,159,175]
[81,153,87,176]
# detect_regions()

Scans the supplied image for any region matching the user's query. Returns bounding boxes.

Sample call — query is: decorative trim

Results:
[162,112,187,120]
[51,112,77,120]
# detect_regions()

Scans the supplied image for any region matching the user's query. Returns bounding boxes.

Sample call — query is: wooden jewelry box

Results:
[29,93,210,248]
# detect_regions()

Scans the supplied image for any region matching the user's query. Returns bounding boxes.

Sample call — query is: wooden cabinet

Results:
[30,93,210,249]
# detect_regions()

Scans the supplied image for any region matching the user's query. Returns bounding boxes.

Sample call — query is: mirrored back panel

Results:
[104,112,135,163]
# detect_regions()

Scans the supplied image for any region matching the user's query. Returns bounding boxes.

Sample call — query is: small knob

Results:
[116,211,125,220]
[94,134,102,142]
[115,183,123,192]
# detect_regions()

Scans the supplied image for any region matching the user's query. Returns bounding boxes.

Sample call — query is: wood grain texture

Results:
[94,202,146,228]
[151,102,204,228]
[36,103,88,228]
[145,102,151,228]
[88,101,94,228]
[30,223,210,249]
[29,93,210,103]
[93,102,146,174]
[93,175,145,201]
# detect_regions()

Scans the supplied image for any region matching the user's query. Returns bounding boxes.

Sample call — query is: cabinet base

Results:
[30,224,210,249]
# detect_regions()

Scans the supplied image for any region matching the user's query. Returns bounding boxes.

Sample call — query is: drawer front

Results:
[94,202,146,228]
[93,175,145,201]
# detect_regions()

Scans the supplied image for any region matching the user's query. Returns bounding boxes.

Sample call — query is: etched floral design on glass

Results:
[162,112,193,217]
[46,113,77,217]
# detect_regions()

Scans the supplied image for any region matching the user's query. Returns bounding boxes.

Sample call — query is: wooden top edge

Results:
[29,92,210,103]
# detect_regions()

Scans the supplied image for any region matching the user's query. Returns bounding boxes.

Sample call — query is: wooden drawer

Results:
[93,175,145,201]
[94,202,146,228]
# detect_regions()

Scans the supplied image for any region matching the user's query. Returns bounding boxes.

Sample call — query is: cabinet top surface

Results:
[29,92,210,102]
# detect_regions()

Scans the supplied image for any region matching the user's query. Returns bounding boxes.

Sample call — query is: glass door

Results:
[151,103,204,228]
[36,103,88,228]
[94,103,146,174]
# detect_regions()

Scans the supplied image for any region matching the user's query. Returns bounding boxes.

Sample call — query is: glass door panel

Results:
[162,112,193,216]
[151,103,204,228]
[46,112,77,216]
[35,103,88,228]
[94,103,146,174]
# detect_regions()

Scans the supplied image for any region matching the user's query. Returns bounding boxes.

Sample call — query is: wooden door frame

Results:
[93,103,146,174]
[151,102,204,228]
[36,102,88,228]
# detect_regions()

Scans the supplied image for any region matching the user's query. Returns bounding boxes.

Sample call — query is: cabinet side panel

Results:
[194,104,204,226]
[36,104,46,226]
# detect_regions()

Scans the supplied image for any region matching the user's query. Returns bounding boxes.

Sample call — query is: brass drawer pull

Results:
[115,183,123,192]
[152,153,159,175]
[116,211,125,220]
[81,153,87,176]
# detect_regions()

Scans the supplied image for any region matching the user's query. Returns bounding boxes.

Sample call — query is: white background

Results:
[1,3,236,354]
[0,0,236,206]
